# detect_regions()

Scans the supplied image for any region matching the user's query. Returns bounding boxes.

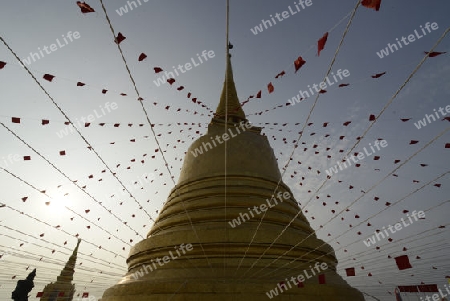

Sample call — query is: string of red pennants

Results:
[4,114,450,130]
[3,113,449,159]
[0,65,214,118]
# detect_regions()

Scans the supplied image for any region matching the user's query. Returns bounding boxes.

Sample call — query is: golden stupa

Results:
[100,53,365,300]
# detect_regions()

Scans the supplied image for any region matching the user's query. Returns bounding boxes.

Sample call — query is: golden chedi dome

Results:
[100,54,364,300]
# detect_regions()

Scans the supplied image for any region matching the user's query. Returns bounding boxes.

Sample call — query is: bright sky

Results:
[0,0,449,300]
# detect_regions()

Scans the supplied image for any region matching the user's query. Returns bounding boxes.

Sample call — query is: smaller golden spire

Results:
[40,239,80,301]
[56,239,81,283]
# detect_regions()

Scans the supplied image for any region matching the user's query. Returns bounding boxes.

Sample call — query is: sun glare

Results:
[46,195,70,215]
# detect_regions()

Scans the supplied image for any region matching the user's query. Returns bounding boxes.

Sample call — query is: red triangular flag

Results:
[317,32,329,56]
[76,1,95,13]
[361,0,381,11]
[154,67,163,73]
[138,53,147,61]
[43,74,55,82]
[268,82,274,94]
[395,255,412,270]
[115,32,126,44]
[275,71,285,78]
[346,268,356,276]
[256,90,262,98]
[294,56,306,73]
[0,61,6,69]
[425,51,446,57]
[371,72,386,78]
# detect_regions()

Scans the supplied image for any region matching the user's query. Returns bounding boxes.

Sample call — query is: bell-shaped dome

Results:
[101,54,364,301]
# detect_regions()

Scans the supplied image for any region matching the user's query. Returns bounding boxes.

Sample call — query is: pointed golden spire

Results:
[214,53,246,122]
[56,239,81,283]
[40,239,80,301]
[214,0,246,123]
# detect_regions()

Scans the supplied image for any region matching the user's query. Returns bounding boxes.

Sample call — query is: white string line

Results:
[167,280,188,301]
